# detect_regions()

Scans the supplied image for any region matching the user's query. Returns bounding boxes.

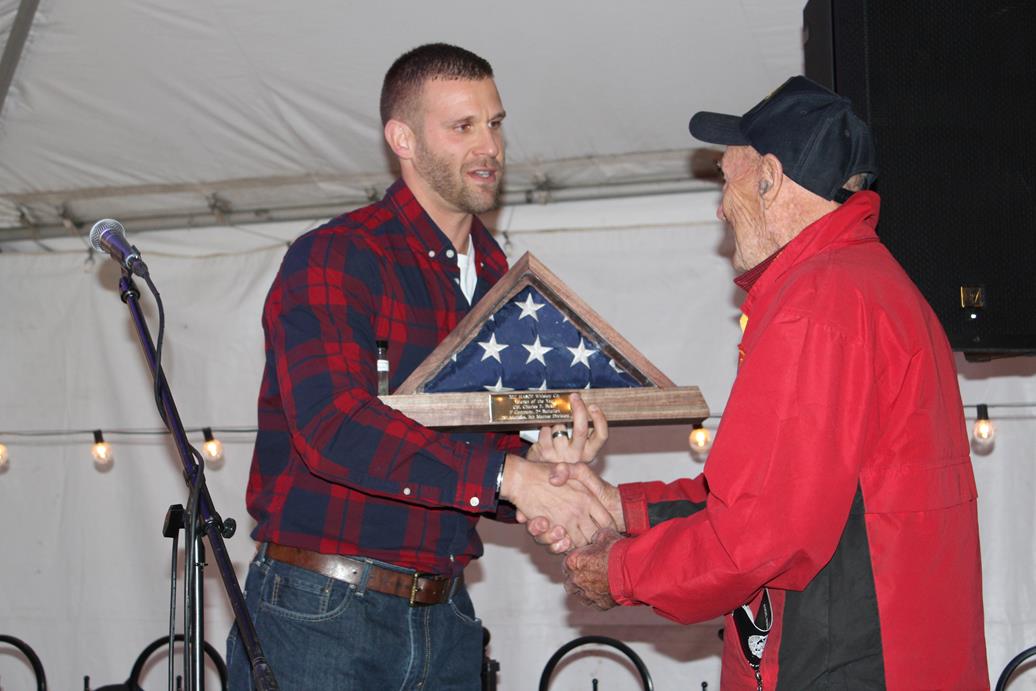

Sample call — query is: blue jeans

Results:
[226,545,483,690]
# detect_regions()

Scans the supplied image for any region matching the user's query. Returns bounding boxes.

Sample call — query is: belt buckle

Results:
[409,572,423,607]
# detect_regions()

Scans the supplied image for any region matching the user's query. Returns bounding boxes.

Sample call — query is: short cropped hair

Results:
[380,43,494,126]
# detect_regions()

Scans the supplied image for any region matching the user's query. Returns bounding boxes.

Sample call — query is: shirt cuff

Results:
[619,482,651,536]
[449,442,507,513]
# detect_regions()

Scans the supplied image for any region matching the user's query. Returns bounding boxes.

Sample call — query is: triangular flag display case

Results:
[381,252,709,429]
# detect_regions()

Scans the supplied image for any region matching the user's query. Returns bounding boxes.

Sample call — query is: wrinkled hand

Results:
[525,393,608,464]
[525,461,623,553]
[563,527,622,610]
[501,455,616,547]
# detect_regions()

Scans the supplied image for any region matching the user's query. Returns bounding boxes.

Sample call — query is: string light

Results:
[91,429,115,472]
[1,401,1035,476]
[689,422,712,454]
[0,426,254,476]
[202,427,225,467]
[971,404,995,455]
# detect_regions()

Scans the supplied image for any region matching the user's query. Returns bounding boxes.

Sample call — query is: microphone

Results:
[89,219,149,276]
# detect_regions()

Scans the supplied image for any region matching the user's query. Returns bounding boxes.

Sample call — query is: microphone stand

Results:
[117,272,277,691]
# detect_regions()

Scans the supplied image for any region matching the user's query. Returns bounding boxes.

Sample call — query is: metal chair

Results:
[0,634,48,691]
[539,635,653,690]
[88,634,227,691]
[996,642,1036,691]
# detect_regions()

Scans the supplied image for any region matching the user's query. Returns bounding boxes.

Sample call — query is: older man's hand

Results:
[563,527,623,610]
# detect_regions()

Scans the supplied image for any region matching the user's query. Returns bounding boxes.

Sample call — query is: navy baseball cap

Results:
[689,76,878,202]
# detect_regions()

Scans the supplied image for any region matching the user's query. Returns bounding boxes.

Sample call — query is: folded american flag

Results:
[424,286,640,393]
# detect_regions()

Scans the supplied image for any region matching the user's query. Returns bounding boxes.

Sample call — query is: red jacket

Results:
[610,192,988,689]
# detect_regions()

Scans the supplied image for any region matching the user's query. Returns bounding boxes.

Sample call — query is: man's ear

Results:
[759,153,783,207]
[384,119,415,160]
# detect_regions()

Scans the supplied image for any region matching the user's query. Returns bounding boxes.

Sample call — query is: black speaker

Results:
[803,0,1036,360]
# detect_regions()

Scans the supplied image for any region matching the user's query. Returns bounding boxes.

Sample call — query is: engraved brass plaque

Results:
[489,392,573,422]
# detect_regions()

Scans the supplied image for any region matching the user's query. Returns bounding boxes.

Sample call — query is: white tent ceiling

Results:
[0,0,808,243]
[5,4,1036,688]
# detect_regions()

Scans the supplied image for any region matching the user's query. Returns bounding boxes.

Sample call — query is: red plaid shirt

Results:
[247,179,523,576]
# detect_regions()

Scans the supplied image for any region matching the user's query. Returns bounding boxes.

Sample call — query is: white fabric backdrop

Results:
[2,191,1035,689]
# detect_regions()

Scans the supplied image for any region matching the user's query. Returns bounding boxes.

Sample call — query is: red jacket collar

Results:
[734,248,782,294]
[739,191,881,316]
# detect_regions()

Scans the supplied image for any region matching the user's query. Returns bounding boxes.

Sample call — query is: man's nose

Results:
[474,126,501,158]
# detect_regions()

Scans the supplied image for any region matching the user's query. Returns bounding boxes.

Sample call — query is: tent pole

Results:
[0,0,41,119]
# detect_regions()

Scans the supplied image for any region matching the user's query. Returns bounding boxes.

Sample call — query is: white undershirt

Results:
[456,243,478,305]
[459,243,538,441]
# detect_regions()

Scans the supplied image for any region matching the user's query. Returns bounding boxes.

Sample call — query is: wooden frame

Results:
[380,387,708,430]
[383,252,709,429]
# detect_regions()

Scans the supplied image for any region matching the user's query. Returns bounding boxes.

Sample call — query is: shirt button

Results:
[454,277,460,284]
[403,487,412,496]
[446,249,455,258]
[469,496,480,507]
[428,250,436,258]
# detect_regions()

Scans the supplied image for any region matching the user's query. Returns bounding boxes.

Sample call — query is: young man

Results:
[227,43,609,689]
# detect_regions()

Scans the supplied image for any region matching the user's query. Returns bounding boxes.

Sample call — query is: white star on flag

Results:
[478,333,509,362]
[567,339,597,368]
[522,335,553,365]
[484,376,514,392]
[516,293,547,321]
[422,286,641,394]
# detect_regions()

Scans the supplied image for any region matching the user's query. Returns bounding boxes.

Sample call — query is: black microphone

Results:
[89,219,149,276]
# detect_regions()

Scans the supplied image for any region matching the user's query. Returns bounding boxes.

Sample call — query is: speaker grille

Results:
[806,0,1036,356]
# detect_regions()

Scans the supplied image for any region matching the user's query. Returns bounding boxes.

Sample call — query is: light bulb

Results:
[202,427,224,466]
[689,424,712,453]
[92,430,114,471]
[971,404,995,455]
[972,418,995,442]
[0,443,9,472]
[202,438,224,462]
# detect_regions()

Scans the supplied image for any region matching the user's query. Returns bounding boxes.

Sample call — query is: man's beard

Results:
[414,142,501,215]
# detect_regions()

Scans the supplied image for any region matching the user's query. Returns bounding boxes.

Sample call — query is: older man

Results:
[543,76,989,689]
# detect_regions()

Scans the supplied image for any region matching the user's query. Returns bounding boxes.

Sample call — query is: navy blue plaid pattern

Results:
[247,179,524,577]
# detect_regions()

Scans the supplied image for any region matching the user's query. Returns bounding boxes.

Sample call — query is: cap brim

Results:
[688,111,749,145]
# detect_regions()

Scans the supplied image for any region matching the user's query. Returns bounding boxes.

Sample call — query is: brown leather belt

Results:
[264,543,458,607]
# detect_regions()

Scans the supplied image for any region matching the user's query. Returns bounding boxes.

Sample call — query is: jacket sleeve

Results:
[268,232,507,514]
[619,475,710,535]
[609,309,874,624]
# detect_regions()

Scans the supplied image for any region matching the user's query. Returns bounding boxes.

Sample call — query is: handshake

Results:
[498,393,624,609]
